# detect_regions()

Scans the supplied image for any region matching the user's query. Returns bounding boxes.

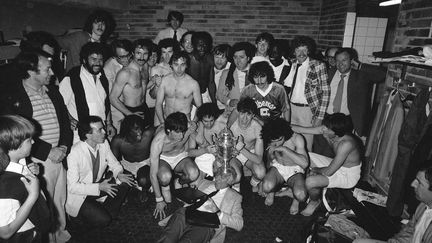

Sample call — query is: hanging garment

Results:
[366,93,391,157]
[387,88,430,217]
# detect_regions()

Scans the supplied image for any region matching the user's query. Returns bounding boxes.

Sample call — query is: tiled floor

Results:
[68,178,317,243]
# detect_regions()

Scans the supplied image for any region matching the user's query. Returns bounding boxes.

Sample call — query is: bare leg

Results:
[262,167,284,206]
[157,160,174,203]
[301,174,329,216]
[245,160,266,193]
[287,173,307,215]
[174,157,200,185]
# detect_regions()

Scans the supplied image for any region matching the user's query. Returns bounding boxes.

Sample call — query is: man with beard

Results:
[60,42,115,143]
[109,39,152,124]
[187,31,215,103]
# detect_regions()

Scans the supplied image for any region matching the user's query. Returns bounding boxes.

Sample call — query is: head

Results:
[83,9,115,40]
[291,36,316,64]
[255,32,274,57]
[170,51,190,77]
[132,39,152,66]
[119,115,150,144]
[148,42,159,67]
[269,39,289,67]
[16,51,54,86]
[212,44,231,70]
[20,31,58,57]
[237,97,258,129]
[111,39,133,66]
[411,164,432,205]
[192,31,213,57]
[80,42,105,75]
[180,31,194,54]
[248,61,275,90]
[196,103,223,129]
[167,11,184,30]
[78,116,106,144]
[325,47,338,68]
[164,112,188,142]
[0,115,35,167]
[335,48,353,74]
[214,166,237,189]
[231,42,254,71]
[322,113,353,138]
[261,118,293,146]
[158,38,180,64]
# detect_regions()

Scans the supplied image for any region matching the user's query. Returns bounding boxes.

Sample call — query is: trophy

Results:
[212,126,236,174]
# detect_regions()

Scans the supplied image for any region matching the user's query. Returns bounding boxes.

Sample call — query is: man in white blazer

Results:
[66,116,135,228]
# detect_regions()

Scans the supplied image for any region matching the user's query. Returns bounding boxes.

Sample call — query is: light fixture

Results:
[379,0,402,6]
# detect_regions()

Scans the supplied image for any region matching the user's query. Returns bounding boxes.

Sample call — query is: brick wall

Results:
[114,0,322,45]
[389,0,432,86]
[316,0,355,50]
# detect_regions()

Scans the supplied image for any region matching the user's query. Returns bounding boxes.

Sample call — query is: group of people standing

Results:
[3,7,428,243]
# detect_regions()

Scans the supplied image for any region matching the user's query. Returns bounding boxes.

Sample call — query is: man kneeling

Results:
[261,118,308,214]
[151,112,199,220]
[66,116,135,228]
[293,113,362,216]
[157,166,243,243]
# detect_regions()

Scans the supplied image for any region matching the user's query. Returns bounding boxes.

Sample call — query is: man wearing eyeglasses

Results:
[109,39,153,127]
[104,39,133,131]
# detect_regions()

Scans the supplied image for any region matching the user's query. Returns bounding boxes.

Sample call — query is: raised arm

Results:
[319,140,353,177]
[109,70,133,116]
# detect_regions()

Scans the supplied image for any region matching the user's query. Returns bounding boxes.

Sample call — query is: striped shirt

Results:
[23,84,60,148]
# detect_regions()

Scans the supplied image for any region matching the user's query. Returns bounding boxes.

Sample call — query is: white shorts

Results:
[309,152,361,189]
[236,149,255,165]
[121,158,149,176]
[194,153,216,177]
[271,160,304,182]
[160,152,188,169]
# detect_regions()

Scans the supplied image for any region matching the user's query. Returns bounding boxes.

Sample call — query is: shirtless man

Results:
[111,115,155,202]
[292,113,362,216]
[188,103,226,177]
[155,51,202,125]
[110,39,152,122]
[230,97,266,192]
[150,112,199,220]
[261,118,308,214]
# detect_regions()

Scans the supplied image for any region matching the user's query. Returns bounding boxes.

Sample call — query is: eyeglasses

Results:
[116,53,131,61]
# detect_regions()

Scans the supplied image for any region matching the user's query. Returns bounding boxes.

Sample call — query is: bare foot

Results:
[162,186,172,203]
[301,200,321,216]
[265,192,275,206]
[290,199,299,215]
[275,188,293,198]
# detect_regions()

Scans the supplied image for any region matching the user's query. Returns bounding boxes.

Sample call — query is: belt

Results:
[291,102,309,107]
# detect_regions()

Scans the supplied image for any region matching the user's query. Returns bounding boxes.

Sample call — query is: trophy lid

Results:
[218,126,233,138]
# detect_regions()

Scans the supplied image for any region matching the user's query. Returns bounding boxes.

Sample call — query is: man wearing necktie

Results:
[66,116,135,228]
[284,36,330,151]
[154,11,188,44]
[354,164,432,243]
[158,166,243,243]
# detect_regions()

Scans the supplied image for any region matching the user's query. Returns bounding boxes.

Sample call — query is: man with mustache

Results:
[60,42,116,143]
[110,39,152,125]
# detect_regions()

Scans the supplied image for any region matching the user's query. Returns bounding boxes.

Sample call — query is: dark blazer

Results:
[328,67,384,136]
[0,82,73,160]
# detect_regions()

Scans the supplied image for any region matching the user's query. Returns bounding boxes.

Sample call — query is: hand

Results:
[48,146,67,163]
[228,99,239,108]
[106,124,117,138]
[310,167,326,175]
[235,135,245,152]
[99,178,118,198]
[117,172,136,187]
[20,173,40,201]
[132,111,145,119]
[188,121,198,134]
[206,144,217,154]
[154,75,163,86]
[153,201,167,220]
[351,59,361,70]
[27,162,40,175]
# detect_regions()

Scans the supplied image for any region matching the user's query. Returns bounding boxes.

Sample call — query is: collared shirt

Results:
[59,65,107,121]
[285,58,310,104]
[255,82,274,97]
[154,27,188,44]
[236,68,249,93]
[412,206,432,243]
[215,63,231,109]
[0,160,35,232]
[251,55,271,65]
[327,70,350,115]
[269,57,290,82]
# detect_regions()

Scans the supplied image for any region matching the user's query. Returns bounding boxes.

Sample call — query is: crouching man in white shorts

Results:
[261,118,309,214]
[292,113,362,216]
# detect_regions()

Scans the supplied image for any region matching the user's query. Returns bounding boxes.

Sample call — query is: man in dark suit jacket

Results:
[0,51,73,242]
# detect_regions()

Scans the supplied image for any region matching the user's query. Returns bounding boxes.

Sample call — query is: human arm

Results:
[219,193,243,231]
[110,136,122,161]
[280,85,291,122]
[291,124,325,135]
[149,133,167,219]
[238,125,264,165]
[312,140,352,177]
[188,131,217,158]
[192,81,203,108]
[273,134,309,169]
[0,174,39,239]
[155,79,166,125]
[109,70,137,117]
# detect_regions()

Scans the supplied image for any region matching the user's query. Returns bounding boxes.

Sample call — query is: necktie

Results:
[333,74,346,113]
[89,149,100,182]
[289,63,302,98]
[173,30,177,41]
